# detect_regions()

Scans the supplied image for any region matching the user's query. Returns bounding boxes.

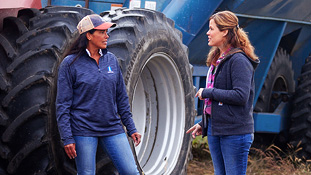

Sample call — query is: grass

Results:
[187,137,311,175]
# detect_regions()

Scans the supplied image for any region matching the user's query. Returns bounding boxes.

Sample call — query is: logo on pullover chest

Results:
[108,66,114,73]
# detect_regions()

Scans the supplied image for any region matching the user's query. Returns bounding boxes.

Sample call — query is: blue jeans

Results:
[73,133,140,175]
[208,133,254,175]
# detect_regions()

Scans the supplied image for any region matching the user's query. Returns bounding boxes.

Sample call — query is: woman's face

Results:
[88,30,109,49]
[206,19,227,47]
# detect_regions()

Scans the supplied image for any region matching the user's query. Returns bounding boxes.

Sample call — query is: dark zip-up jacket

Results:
[199,50,259,136]
[56,49,137,146]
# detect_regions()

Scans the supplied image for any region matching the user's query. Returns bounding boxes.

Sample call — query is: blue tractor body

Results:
[42,0,311,133]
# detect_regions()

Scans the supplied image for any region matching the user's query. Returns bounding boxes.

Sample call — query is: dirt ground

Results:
[187,159,214,175]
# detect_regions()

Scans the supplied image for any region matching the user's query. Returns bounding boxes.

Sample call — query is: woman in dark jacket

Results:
[187,11,259,175]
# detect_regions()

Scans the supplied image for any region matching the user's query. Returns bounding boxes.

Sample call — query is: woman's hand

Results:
[186,124,202,139]
[64,143,77,159]
[195,88,204,100]
[131,132,141,146]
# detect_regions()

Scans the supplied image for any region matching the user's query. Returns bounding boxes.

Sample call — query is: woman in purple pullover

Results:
[56,14,141,175]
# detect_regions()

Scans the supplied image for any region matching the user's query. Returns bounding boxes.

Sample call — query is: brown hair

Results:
[206,11,258,66]
[64,29,96,65]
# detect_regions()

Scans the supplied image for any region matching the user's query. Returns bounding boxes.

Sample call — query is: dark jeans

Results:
[74,133,139,175]
[208,133,254,175]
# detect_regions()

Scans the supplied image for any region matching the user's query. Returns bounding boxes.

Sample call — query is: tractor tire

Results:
[254,48,295,113]
[102,8,195,175]
[0,6,94,175]
[289,55,311,159]
[253,48,295,148]
[0,6,195,175]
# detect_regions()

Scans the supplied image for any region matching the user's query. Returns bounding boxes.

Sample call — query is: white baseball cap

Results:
[77,14,116,34]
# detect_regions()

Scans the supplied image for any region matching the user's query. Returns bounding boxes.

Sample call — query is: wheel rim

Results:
[269,76,289,112]
[131,52,185,175]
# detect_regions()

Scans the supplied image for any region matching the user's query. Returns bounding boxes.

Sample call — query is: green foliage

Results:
[191,136,211,160]
[192,136,208,149]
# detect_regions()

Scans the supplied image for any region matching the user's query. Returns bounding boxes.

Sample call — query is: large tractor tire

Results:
[253,48,295,148]
[0,6,195,175]
[289,55,311,159]
[0,6,94,175]
[102,8,195,174]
